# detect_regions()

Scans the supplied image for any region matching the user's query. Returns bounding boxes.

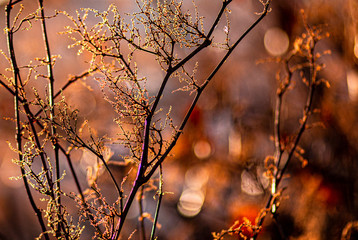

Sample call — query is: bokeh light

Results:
[177,167,209,218]
[354,35,358,59]
[347,70,358,100]
[193,140,212,159]
[264,27,289,56]
[177,189,205,218]
[229,131,242,157]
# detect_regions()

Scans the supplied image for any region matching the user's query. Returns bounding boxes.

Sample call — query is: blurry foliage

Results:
[0,0,357,240]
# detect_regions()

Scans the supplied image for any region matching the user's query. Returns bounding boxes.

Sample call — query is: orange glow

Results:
[0,157,23,188]
[177,189,205,217]
[193,140,212,159]
[264,27,289,56]
[354,35,358,59]
[347,70,358,100]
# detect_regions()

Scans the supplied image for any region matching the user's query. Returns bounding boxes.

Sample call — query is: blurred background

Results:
[0,0,357,239]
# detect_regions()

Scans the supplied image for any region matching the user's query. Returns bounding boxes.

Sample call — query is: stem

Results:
[38,0,58,179]
[111,181,141,240]
[139,186,146,240]
[37,2,63,237]
[253,27,318,240]
[150,165,163,240]
[5,1,49,239]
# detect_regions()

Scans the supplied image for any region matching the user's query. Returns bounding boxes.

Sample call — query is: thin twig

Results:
[139,186,146,240]
[37,1,64,238]
[150,165,163,240]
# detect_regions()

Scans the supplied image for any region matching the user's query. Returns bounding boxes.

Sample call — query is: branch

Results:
[253,19,324,239]
[150,165,163,240]
[37,3,63,235]
[5,1,49,238]
[146,0,272,180]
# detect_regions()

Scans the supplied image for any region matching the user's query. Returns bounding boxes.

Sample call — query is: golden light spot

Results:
[347,70,358,100]
[264,27,289,56]
[185,167,209,190]
[354,35,358,59]
[193,140,212,159]
[178,167,209,217]
[177,189,205,218]
[229,131,242,157]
